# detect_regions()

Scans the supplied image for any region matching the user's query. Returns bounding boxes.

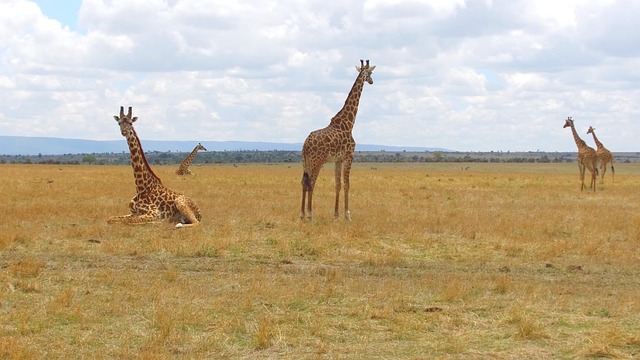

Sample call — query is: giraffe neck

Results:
[125,127,162,192]
[330,71,366,132]
[569,124,588,150]
[590,131,604,150]
[180,146,201,167]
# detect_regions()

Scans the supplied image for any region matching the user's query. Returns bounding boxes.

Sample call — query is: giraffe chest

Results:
[129,186,180,216]
[326,143,352,162]
[578,148,597,162]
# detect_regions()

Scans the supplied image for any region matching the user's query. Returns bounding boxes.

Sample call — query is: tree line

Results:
[3,150,635,165]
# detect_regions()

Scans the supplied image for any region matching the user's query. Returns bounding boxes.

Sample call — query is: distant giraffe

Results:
[300,59,376,220]
[587,126,615,183]
[108,106,201,228]
[176,143,207,175]
[563,117,598,191]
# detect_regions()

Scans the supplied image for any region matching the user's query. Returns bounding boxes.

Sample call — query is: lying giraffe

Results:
[108,106,201,228]
[176,143,207,175]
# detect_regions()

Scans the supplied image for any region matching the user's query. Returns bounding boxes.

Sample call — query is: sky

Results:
[1,0,639,152]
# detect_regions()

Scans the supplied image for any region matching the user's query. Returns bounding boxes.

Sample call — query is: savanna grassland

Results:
[1,162,639,359]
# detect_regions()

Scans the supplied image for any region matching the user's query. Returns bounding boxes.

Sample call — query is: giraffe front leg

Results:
[300,186,307,220]
[343,158,353,221]
[107,215,130,224]
[306,190,314,221]
[107,212,162,225]
[334,161,342,220]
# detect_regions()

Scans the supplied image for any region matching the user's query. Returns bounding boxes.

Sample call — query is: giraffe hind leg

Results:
[174,196,200,228]
[600,160,610,184]
[588,164,597,191]
[300,172,313,220]
[300,187,307,220]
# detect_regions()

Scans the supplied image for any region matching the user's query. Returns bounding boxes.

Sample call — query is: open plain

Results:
[1,162,639,359]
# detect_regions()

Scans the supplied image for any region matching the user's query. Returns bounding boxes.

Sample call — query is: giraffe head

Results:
[113,106,138,137]
[586,126,595,134]
[356,59,376,85]
[563,116,573,129]
[196,143,207,151]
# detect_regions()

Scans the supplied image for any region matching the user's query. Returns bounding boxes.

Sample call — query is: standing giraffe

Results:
[108,106,201,228]
[300,59,376,220]
[563,117,598,192]
[176,143,207,175]
[587,126,615,183]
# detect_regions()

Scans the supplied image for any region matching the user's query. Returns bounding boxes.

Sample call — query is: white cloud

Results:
[0,0,638,151]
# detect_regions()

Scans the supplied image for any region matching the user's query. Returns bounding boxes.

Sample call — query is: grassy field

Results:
[1,162,639,359]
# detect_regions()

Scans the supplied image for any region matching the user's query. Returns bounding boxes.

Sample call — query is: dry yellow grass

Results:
[1,162,639,359]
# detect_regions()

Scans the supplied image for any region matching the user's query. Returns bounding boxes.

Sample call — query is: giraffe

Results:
[176,143,207,175]
[587,126,615,183]
[563,117,598,192]
[108,106,201,228]
[300,59,376,220]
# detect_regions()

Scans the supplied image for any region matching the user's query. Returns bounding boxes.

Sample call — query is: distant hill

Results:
[0,136,450,155]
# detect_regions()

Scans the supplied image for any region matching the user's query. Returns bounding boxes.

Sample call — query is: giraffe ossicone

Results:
[108,106,202,228]
[300,59,375,221]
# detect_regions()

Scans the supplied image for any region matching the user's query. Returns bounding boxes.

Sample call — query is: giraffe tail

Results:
[301,172,311,191]
[611,164,615,181]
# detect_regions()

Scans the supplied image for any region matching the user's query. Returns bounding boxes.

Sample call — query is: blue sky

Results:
[33,0,82,30]
[1,0,640,152]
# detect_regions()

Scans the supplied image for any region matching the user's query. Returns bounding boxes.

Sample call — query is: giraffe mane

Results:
[131,126,163,184]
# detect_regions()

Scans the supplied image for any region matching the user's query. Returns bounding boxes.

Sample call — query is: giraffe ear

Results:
[131,117,138,123]
[113,116,120,122]
[356,66,361,72]
[369,65,376,72]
